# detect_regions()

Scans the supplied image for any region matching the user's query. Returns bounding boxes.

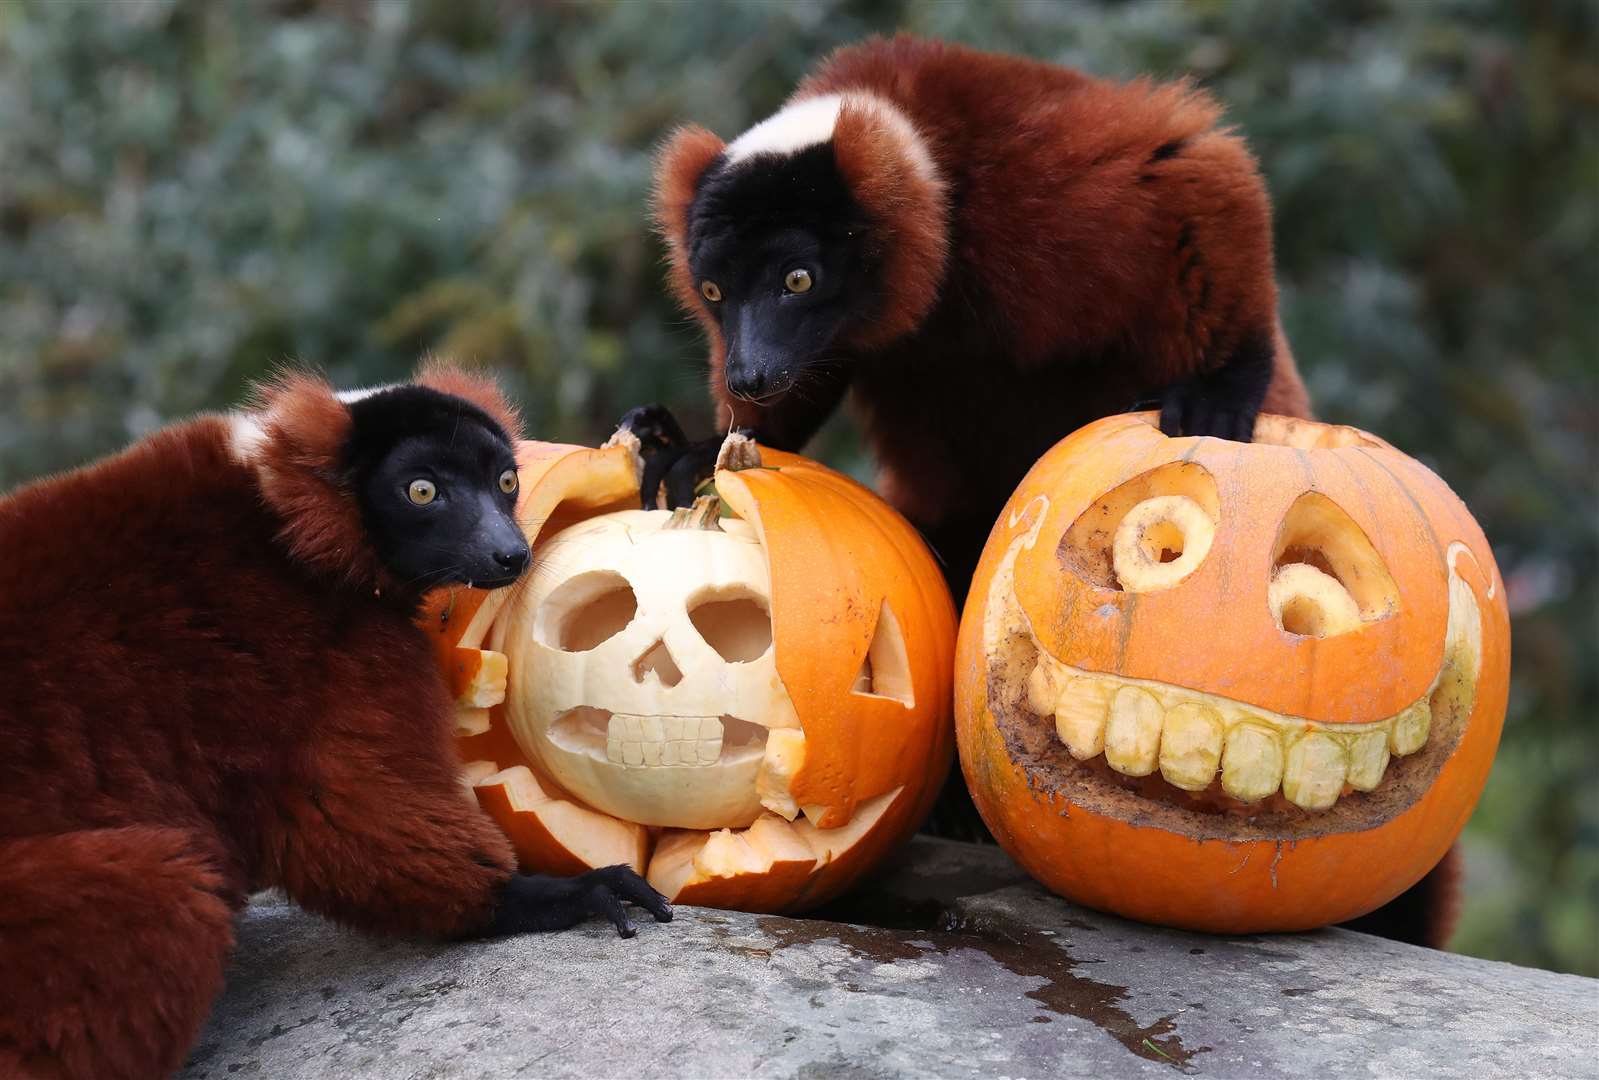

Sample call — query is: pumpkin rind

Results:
[954,412,1510,933]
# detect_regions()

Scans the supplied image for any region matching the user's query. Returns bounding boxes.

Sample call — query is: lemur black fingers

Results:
[1157,329,1274,443]
[616,403,690,455]
[662,437,725,509]
[1160,379,1263,443]
[639,447,681,510]
[592,864,674,923]
[483,867,670,938]
[590,882,636,938]
[617,404,723,510]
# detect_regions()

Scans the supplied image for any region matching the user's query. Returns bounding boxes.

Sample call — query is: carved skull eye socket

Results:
[535,571,638,652]
[1059,462,1221,592]
[686,588,773,662]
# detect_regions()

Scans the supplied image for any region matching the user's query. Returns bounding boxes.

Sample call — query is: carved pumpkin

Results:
[423,433,955,913]
[955,412,1510,933]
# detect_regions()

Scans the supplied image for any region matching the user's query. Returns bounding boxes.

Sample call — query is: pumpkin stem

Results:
[664,494,724,532]
[716,431,762,473]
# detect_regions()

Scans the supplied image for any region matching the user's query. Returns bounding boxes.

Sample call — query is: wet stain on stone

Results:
[759,914,1210,1072]
[709,923,774,961]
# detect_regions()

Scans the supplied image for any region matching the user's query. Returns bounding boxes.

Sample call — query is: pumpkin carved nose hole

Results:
[687,592,773,662]
[534,571,638,651]
[631,639,683,687]
[852,600,915,707]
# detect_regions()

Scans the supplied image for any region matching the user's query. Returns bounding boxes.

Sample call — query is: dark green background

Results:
[2,0,1593,973]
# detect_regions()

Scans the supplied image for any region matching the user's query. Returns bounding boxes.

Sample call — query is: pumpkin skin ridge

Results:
[954,413,1510,933]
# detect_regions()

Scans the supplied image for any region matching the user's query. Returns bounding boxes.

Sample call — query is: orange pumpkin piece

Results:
[955,412,1510,934]
[421,432,955,913]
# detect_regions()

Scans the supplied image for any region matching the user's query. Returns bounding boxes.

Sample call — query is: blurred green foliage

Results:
[1,0,1594,973]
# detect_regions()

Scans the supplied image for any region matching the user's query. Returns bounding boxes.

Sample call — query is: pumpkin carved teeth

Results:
[1024,571,1486,813]
[1025,654,1451,810]
[550,711,770,768]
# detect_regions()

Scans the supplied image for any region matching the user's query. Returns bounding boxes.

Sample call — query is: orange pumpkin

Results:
[423,432,955,913]
[954,412,1509,933]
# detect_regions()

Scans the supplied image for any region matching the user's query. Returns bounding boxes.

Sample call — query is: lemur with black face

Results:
[0,363,670,1080]
[630,36,1465,951]
[635,34,1310,595]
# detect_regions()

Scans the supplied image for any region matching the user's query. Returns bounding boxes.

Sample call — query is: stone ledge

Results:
[184,840,1597,1079]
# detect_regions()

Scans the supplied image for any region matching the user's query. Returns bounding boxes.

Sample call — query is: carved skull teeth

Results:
[1025,651,1445,811]
[606,713,725,768]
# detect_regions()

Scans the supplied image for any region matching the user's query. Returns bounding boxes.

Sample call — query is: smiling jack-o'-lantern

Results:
[955,412,1509,934]
[423,432,954,912]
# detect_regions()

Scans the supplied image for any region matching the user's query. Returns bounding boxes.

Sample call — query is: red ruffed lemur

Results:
[0,363,670,1080]
[631,35,1456,949]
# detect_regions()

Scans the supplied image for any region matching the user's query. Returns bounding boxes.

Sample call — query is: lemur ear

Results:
[414,357,524,443]
[653,124,727,314]
[831,96,950,347]
[245,370,384,588]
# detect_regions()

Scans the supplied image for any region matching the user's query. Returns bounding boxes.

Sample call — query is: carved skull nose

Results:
[631,638,684,687]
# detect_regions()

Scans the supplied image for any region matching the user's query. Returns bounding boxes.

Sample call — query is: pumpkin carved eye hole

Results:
[1059,462,1221,592]
[1269,493,1400,637]
[687,590,772,663]
[536,572,638,651]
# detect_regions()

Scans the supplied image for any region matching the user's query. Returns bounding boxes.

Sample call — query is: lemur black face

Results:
[687,142,873,403]
[341,386,528,592]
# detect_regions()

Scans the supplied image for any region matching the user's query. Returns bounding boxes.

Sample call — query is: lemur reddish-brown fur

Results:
[0,364,668,1080]
[644,35,1457,950]
[652,35,1308,592]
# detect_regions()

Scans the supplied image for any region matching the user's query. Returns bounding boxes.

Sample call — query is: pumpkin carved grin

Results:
[1023,557,1480,810]
[548,707,770,769]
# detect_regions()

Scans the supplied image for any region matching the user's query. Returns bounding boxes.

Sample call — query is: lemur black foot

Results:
[484,867,673,939]
[616,404,750,510]
[1156,329,1275,442]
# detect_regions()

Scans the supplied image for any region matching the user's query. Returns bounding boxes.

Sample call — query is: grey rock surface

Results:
[184,840,1597,1080]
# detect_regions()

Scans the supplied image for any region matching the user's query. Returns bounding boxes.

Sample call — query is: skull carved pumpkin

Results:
[423,433,955,913]
[955,412,1510,934]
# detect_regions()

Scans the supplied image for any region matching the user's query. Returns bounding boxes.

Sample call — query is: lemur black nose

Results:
[493,546,529,575]
[728,365,768,400]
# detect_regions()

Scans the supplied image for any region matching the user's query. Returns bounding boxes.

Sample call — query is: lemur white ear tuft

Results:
[831,96,950,348]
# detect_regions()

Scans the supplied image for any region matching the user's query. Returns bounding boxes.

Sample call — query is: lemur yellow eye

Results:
[407,479,436,505]
[701,280,722,302]
[784,268,813,294]
[498,468,518,495]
